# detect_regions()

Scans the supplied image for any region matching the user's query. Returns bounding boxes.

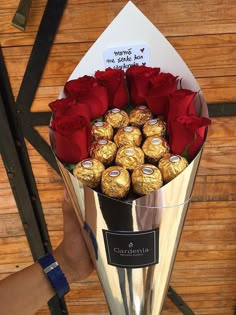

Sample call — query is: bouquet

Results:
[48,3,211,314]
[49,65,211,200]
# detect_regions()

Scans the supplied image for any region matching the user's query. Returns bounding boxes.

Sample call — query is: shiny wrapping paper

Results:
[143,118,166,138]
[91,121,114,140]
[115,145,145,171]
[89,139,117,166]
[50,2,209,314]
[129,105,153,126]
[73,158,105,188]
[105,108,129,128]
[159,154,189,183]
[142,136,170,163]
[114,126,142,147]
[132,164,163,195]
[101,166,130,198]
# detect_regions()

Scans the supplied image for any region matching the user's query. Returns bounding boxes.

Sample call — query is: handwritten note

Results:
[104,44,150,70]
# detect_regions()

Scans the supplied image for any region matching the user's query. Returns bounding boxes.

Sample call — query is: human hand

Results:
[54,191,94,284]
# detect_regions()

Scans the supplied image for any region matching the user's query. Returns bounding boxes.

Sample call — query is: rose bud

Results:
[95,68,128,109]
[145,72,178,119]
[126,65,160,105]
[169,115,211,160]
[64,75,109,120]
[49,100,92,163]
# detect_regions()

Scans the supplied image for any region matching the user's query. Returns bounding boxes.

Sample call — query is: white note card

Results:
[104,43,150,70]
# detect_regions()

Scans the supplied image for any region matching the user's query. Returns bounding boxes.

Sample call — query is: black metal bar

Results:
[16,0,68,113]
[167,286,195,315]
[29,101,236,130]
[208,102,236,117]
[30,112,52,126]
[9,0,69,312]
[0,47,68,314]
[0,46,51,258]
[23,118,60,174]
[0,91,46,258]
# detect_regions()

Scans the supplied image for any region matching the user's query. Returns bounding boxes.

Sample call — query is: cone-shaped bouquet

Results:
[49,2,210,314]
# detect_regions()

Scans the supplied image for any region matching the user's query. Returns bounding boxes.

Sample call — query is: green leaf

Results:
[64,163,77,172]
[180,132,197,162]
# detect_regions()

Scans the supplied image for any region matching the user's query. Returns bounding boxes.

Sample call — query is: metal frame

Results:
[0,47,68,315]
[1,0,235,314]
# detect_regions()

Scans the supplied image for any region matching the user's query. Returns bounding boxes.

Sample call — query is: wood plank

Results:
[2,0,236,47]
[2,35,236,103]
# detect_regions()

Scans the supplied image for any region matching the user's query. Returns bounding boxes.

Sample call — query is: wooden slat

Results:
[2,34,236,104]
[2,1,236,47]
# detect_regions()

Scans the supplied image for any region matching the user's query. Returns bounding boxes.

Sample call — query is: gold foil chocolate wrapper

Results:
[114,126,142,147]
[158,154,189,183]
[101,166,130,198]
[90,139,117,166]
[142,136,170,163]
[115,145,145,171]
[104,108,129,129]
[91,121,114,140]
[129,105,153,127]
[131,164,163,195]
[143,118,167,138]
[73,158,105,188]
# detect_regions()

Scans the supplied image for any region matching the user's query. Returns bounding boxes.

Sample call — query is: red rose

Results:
[169,115,211,159]
[64,75,109,120]
[49,97,82,118]
[95,68,128,109]
[145,72,178,118]
[126,65,160,105]
[167,89,197,122]
[50,101,92,163]
[167,89,197,137]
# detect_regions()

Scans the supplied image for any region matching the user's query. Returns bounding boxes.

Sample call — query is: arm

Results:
[0,194,93,315]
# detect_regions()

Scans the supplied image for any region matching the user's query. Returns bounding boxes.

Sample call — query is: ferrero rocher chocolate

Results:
[129,105,153,127]
[158,154,189,183]
[143,118,167,138]
[90,139,117,166]
[91,121,113,140]
[142,136,170,163]
[114,126,142,147]
[104,108,129,128]
[73,158,105,188]
[101,166,130,198]
[115,146,144,171]
[131,164,163,195]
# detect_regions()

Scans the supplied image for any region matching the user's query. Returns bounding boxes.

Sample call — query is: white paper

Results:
[104,43,150,70]
[65,1,208,117]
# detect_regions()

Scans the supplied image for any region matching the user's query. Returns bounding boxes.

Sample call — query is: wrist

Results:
[37,251,70,298]
[53,246,74,284]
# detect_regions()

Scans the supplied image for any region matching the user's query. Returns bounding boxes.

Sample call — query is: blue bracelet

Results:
[38,252,70,298]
